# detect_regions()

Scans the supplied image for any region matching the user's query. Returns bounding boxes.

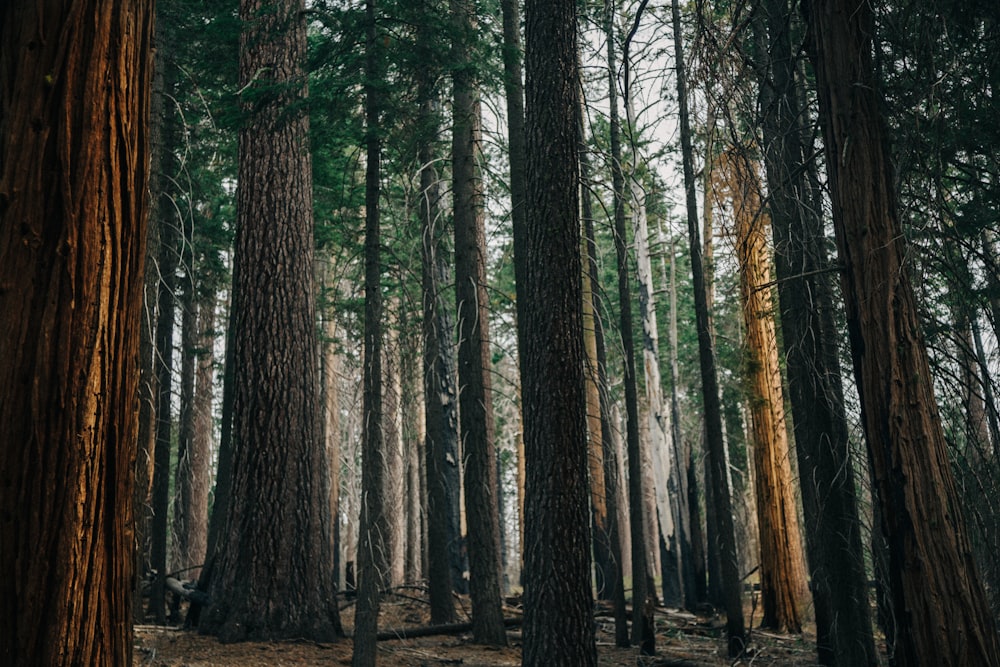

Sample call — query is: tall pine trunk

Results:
[354,0,387,662]
[521,0,597,662]
[202,0,340,643]
[580,98,629,645]
[149,13,182,621]
[451,0,507,645]
[722,149,808,632]
[752,2,876,658]
[605,0,653,648]
[671,0,745,654]
[805,0,1000,662]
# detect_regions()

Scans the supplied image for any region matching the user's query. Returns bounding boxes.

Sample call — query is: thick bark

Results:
[0,1,153,663]
[451,0,507,645]
[354,1,387,663]
[605,0,651,647]
[671,0,745,654]
[149,16,182,622]
[419,99,462,627]
[805,0,1000,663]
[722,149,808,632]
[752,2,876,659]
[201,0,340,643]
[521,0,597,663]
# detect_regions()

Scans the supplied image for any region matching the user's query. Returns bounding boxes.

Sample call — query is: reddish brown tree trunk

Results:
[721,150,808,632]
[0,1,153,663]
[806,0,1000,663]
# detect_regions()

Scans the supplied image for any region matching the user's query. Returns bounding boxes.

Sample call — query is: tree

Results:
[605,0,653,649]
[719,147,808,632]
[751,0,876,660]
[451,0,508,645]
[149,11,183,623]
[417,0,462,625]
[804,0,1000,663]
[0,0,153,663]
[520,0,597,663]
[671,0,746,654]
[201,0,341,643]
[353,0,387,663]
[581,126,629,645]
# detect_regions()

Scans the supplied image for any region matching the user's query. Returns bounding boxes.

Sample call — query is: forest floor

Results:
[135,591,824,666]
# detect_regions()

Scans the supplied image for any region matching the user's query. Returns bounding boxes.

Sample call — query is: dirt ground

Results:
[135,593,823,666]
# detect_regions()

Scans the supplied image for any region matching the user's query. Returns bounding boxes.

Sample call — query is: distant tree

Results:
[149,10,183,623]
[719,148,809,632]
[353,0,387,663]
[0,0,153,663]
[671,0,746,654]
[805,0,1000,663]
[451,0,508,645]
[750,0,876,661]
[201,0,341,643]
[580,101,628,645]
[520,0,597,663]
[417,0,462,625]
[605,0,653,649]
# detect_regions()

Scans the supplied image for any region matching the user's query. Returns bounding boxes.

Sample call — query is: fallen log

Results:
[165,577,210,606]
[375,616,522,641]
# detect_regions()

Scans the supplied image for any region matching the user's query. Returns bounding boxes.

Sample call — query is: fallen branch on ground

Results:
[375,616,522,641]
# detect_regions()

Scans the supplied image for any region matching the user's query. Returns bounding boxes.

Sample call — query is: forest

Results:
[1,0,999,665]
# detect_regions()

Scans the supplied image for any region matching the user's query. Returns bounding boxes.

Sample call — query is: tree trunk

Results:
[699,107,723,611]
[353,1,387,663]
[0,1,153,663]
[320,294,342,591]
[418,78,463,627]
[451,0,507,645]
[405,346,425,585]
[135,29,166,623]
[752,1,876,659]
[201,0,340,644]
[663,232,698,610]
[624,96,677,609]
[581,163,612,605]
[721,149,808,632]
[383,300,406,587]
[172,280,198,583]
[521,0,598,662]
[805,0,1000,662]
[580,95,628,645]
[671,0,745,654]
[605,0,652,647]
[189,293,215,581]
[149,13,182,622]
